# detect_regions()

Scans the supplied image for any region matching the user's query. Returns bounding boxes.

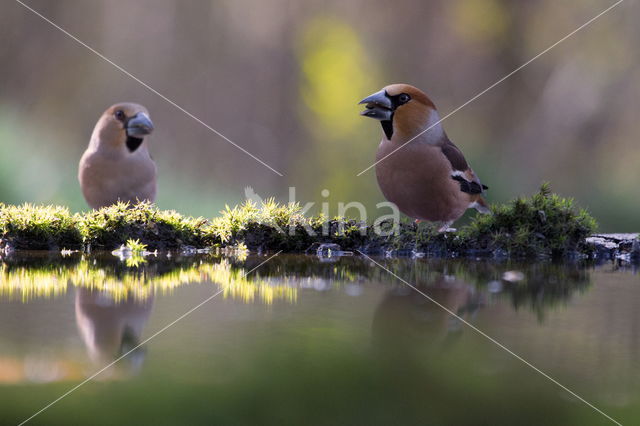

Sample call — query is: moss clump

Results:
[210,199,366,251]
[457,183,597,258]
[0,203,82,250]
[210,199,316,249]
[0,184,599,259]
[125,239,148,253]
[80,202,214,250]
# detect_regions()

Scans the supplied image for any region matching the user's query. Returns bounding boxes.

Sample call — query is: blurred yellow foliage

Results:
[299,18,376,139]
[451,0,510,45]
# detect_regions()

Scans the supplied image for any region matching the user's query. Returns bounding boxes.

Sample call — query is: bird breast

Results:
[375,140,471,222]
[79,148,157,209]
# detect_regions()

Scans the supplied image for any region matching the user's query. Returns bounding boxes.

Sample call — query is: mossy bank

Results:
[1,184,634,261]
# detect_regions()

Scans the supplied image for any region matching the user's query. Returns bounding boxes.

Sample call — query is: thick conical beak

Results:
[359,90,393,121]
[126,113,154,137]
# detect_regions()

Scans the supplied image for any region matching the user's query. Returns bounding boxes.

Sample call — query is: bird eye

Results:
[114,110,126,121]
[398,94,410,104]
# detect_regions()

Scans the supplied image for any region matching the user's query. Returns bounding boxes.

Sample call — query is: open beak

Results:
[126,113,154,137]
[359,89,393,121]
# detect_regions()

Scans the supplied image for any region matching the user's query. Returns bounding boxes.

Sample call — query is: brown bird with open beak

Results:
[79,103,156,209]
[360,84,489,231]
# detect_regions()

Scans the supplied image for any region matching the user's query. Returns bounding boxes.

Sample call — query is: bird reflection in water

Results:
[372,274,483,357]
[75,288,153,378]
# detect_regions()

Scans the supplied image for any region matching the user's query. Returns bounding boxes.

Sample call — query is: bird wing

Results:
[441,140,488,195]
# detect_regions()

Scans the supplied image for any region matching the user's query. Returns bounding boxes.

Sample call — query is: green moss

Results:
[0,184,599,259]
[0,203,82,249]
[457,183,597,258]
[125,239,148,253]
[210,199,314,251]
[80,202,214,250]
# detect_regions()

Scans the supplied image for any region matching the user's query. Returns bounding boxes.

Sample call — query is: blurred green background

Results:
[0,0,638,231]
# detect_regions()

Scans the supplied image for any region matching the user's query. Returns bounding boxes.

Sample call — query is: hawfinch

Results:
[360,84,489,231]
[79,103,157,209]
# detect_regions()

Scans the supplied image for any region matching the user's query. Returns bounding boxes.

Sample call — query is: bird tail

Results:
[471,196,491,214]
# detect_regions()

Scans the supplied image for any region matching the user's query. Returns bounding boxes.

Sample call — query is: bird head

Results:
[93,103,155,152]
[359,84,439,142]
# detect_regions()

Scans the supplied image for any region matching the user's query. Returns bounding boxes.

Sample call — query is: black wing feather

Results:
[441,140,489,194]
[441,141,468,172]
[451,175,486,194]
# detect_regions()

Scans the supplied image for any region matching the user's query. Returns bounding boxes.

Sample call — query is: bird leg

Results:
[437,221,455,233]
[414,219,421,250]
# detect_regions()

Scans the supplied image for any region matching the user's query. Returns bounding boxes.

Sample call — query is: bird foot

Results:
[437,222,455,233]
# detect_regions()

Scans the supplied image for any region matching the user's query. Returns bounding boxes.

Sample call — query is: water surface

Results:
[0,252,638,425]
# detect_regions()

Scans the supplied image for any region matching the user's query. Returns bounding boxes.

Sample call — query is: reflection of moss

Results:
[0,253,298,304]
[0,185,598,259]
[1,252,592,319]
[361,257,593,321]
[501,263,591,321]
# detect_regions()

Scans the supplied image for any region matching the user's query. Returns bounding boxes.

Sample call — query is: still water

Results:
[0,252,638,425]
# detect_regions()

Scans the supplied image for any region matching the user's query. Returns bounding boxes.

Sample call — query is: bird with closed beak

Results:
[360,84,489,231]
[79,103,157,209]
